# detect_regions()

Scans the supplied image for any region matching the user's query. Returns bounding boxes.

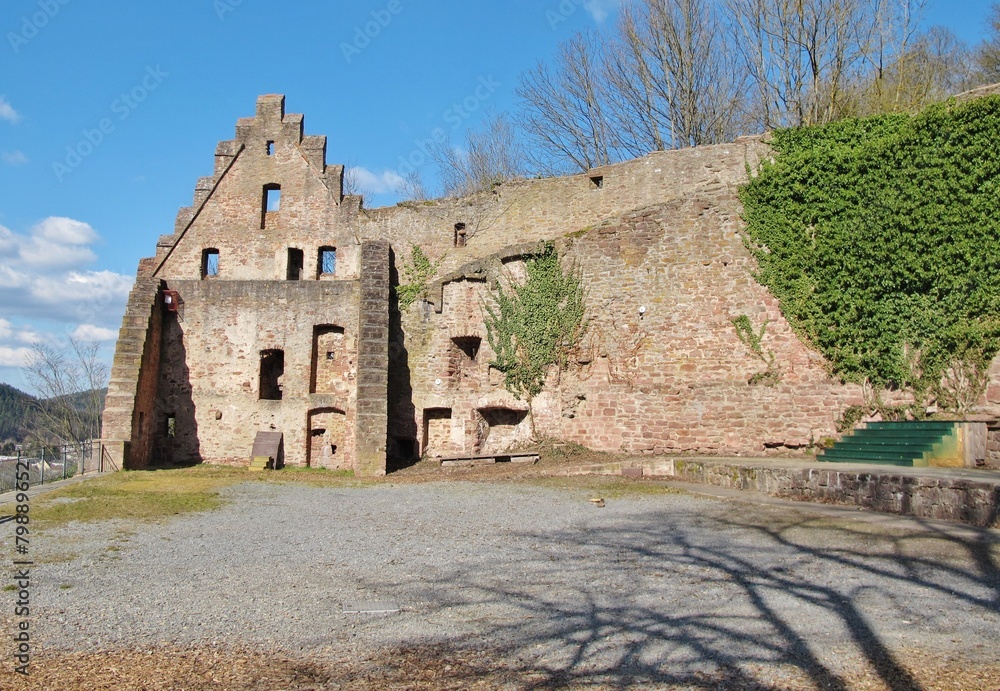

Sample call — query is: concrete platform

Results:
[554,456,1000,528]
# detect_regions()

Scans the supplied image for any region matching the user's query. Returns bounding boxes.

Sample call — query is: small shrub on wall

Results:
[741,96,1000,412]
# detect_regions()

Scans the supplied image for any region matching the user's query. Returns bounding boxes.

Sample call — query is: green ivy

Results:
[731,315,782,386]
[396,246,438,311]
[483,244,587,401]
[740,96,1000,411]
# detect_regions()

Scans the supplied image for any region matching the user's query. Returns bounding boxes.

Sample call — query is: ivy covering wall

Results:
[740,96,1000,410]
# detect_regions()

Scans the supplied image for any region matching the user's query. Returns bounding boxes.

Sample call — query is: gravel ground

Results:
[3,479,1000,689]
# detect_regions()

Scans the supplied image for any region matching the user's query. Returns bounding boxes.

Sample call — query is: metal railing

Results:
[0,441,115,493]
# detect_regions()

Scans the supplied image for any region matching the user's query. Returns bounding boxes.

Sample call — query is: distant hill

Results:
[0,383,37,444]
[0,384,107,448]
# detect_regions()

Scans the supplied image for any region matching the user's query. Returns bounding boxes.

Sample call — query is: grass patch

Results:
[0,466,249,528]
[2,585,15,592]
[0,464,375,528]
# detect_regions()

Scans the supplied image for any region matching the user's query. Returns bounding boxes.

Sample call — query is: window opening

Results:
[261,184,281,228]
[590,175,604,189]
[165,414,176,438]
[318,246,337,277]
[202,249,219,278]
[259,349,285,400]
[266,140,275,156]
[452,336,480,360]
[287,248,304,280]
[454,222,467,247]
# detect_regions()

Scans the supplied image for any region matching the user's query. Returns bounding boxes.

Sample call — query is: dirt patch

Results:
[3,643,999,690]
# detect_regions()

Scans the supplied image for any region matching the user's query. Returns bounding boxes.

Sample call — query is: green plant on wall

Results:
[740,96,1000,412]
[483,243,587,404]
[731,314,782,386]
[396,246,439,311]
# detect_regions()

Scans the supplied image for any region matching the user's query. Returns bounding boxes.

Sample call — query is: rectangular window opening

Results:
[266,140,275,156]
[265,186,281,211]
[201,249,220,278]
[454,222,467,247]
[165,414,176,438]
[259,349,285,401]
[261,184,281,228]
[287,248,304,280]
[318,246,337,277]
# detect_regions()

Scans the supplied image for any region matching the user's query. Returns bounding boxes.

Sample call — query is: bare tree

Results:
[341,160,375,200]
[398,170,429,201]
[725,0,879,129]
[23,337,109,444]
[516,32,617,173]
[975,3,1000,84]
[858,25,974,114]
[607,0,749,150]
[431,111,526,197]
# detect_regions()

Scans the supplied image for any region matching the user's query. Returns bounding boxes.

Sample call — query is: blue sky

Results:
[0,0,996,394]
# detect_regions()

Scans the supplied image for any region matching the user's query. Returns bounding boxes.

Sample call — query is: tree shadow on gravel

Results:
[373,509,1000,690]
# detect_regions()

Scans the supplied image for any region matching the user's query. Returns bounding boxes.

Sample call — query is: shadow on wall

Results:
[154,311,201,467]
[351,507,1000,689]
[387,247,419,472]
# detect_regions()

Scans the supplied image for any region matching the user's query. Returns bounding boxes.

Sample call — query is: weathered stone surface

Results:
[102,94,1000,476]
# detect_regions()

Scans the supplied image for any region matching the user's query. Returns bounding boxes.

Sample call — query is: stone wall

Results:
[355,241,390,476]
[388,160,864,457]
[100,276,162,470]
[156,279,360,468]
[105,93,1000,474]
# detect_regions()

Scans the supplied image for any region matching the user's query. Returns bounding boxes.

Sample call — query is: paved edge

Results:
[551,457,1000,528]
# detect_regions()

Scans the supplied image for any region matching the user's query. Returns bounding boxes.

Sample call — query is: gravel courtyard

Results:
[4,477,1000,689]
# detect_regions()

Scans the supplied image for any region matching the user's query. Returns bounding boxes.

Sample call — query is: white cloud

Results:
[583,0,623,22]
[0,346,32,368]
[33,217,99,245]
[0,97,20,124]
[2,151,28,165]
[71,324,118,342]
[347,166,405,195]
[0,219,132,327]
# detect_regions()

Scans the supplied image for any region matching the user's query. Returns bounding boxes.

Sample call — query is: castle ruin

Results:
[100,94,902,474]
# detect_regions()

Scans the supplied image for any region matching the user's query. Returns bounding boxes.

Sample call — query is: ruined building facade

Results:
[103,94,949,474]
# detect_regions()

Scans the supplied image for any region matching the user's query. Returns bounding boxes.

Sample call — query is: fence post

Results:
[40,447,45,485]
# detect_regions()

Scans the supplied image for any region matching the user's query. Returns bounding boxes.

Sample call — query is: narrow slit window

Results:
[165,414,176,438]
[318,246,336,277]
[261,184,281,228]
[454,222,467,247]
[266,140,275,156]
[202,249,220,278]
[287,248,304,280]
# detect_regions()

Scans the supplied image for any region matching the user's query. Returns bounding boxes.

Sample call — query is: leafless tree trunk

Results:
[23,337,108,445]
[607,0,749,150]
[516,32,617,173]
[725,0,886,128]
